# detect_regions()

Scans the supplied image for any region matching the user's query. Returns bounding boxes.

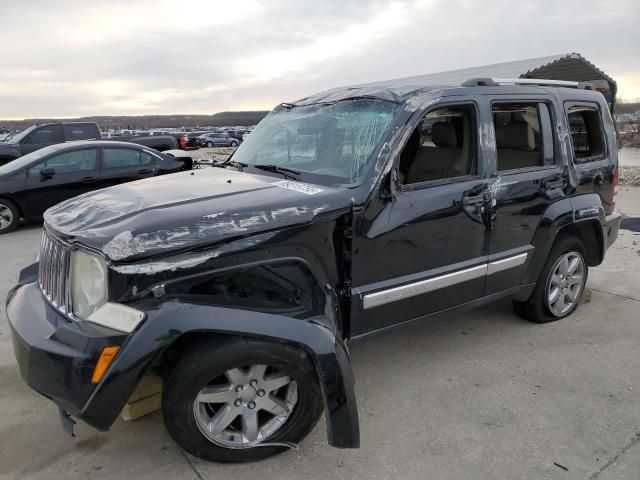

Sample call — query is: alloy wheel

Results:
[193,364,298,449]
[546,251,585,316]
[0,204,14,231]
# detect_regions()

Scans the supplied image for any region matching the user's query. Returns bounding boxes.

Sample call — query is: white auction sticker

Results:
[272,180,323,195]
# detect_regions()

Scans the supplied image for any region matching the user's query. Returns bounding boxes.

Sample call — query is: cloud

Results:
[0,0,638,118]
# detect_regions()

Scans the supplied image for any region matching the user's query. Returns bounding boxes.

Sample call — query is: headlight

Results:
[70,249,108,319]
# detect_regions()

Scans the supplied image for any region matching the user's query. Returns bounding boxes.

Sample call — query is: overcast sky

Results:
[0,0,638,119]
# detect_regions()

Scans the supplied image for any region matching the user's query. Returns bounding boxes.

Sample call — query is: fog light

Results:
[87,302,145,333]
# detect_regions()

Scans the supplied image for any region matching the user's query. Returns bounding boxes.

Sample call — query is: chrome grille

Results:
[38,229,72,313]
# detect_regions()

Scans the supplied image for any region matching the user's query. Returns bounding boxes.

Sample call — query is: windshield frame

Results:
[5,125,36,145]
[0,144,59,176]
[228,98,402,189]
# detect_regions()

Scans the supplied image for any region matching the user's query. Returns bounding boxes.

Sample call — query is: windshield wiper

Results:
[222,160,248,171]
[252,164,301,180]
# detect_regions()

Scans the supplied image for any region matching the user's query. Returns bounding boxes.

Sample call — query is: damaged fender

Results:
[84,299,360,449]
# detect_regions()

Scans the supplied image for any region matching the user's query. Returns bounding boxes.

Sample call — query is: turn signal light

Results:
[91,346,120,384]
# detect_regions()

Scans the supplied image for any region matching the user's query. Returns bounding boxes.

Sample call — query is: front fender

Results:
[83,299,360,448]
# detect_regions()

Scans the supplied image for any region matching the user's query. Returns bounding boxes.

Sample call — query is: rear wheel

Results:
[513,235,588,323]
[162,336,323,463]
[230,140,238,147]
[0,199,19,234]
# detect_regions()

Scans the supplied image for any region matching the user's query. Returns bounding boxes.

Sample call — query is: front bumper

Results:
[7,282,130,430]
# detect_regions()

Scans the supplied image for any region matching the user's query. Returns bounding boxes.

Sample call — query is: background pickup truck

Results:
[0,122,101,166]
[107,134,181,152]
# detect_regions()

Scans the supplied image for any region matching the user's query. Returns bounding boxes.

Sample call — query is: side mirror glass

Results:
[40,167,55,178]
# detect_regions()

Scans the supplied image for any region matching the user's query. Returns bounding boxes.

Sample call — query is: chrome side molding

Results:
[362,264,486,310]
[486,253,528,275]
[362,252,528,310]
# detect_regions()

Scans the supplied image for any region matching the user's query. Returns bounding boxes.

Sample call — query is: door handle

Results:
[138,168,153,174]
[462,194,485,206]
[543,177,566,190]
[82,177,97,184]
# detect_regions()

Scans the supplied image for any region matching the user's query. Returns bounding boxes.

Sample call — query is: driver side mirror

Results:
[40,167,55,178]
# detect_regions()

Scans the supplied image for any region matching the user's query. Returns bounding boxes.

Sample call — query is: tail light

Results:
[606,166,618,215]
[179,136,187,149]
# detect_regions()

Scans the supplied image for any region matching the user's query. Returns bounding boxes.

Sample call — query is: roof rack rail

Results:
[462,77,580,88]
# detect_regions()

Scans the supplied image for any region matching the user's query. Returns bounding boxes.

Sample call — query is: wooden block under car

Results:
[120,375,163,421]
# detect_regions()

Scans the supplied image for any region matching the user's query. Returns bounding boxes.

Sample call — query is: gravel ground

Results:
[620,166,640,186]
[189,147,236,163]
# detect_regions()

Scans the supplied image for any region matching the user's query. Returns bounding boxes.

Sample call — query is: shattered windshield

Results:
[231,99,397,186]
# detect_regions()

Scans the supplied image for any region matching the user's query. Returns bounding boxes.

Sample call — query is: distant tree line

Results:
[0,111,270,132]
[615,100,640,115]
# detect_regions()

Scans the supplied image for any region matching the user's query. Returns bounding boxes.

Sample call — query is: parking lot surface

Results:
[1,187,639,480]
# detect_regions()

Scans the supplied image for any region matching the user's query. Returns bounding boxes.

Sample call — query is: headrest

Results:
[501,122,534,151]
[431,122,457,148]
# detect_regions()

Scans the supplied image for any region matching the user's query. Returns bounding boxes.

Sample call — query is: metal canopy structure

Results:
[294,53,617,111]
[378,52,617,107]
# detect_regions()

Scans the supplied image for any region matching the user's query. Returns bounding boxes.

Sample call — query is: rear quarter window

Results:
[565,103,606,162]
[63,124,99,141]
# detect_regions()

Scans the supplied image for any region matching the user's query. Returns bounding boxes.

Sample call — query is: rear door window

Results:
[492,102,554,172]
[102,148,142,168]
[141,151,156,166]
[565,104,605,162]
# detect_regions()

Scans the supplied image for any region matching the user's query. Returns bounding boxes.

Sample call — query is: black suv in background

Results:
[7,77,621,463]
[0,122,101,165]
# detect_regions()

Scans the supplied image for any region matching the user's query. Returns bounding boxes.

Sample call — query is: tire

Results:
[206,142,213,148]
[513,235,588,323]
[162,336,324,463]
[230,141,238,147]
[0,199,19,234]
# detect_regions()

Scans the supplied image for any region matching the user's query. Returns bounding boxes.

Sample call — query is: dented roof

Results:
[294,53,617,107]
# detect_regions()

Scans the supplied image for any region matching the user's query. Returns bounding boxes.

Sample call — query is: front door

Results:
[483,96,566,295]
[25,148,99,217]
[21,125,64,155]
[350,100,493,336]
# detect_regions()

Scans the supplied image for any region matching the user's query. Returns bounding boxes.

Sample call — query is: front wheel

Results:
[162,336,323,463]
[206,142,213,148]
[513,235,588,323]
[230,141,238,147]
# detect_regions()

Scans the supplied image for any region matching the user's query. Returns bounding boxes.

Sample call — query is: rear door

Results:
[24,148,99,216]
[98,147,157,188]
[484,95,564,295]
[21,125,64,155]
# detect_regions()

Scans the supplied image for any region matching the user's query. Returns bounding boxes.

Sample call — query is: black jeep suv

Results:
[7,77,621,463]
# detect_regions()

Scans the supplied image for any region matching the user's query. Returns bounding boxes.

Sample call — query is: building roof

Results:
[293,53,617,107]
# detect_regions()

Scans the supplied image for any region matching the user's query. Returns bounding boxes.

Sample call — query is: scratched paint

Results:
[102,205,332,260]
[112,232,277,274]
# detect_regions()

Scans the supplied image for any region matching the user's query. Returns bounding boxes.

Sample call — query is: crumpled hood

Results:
[44,168,353,261]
